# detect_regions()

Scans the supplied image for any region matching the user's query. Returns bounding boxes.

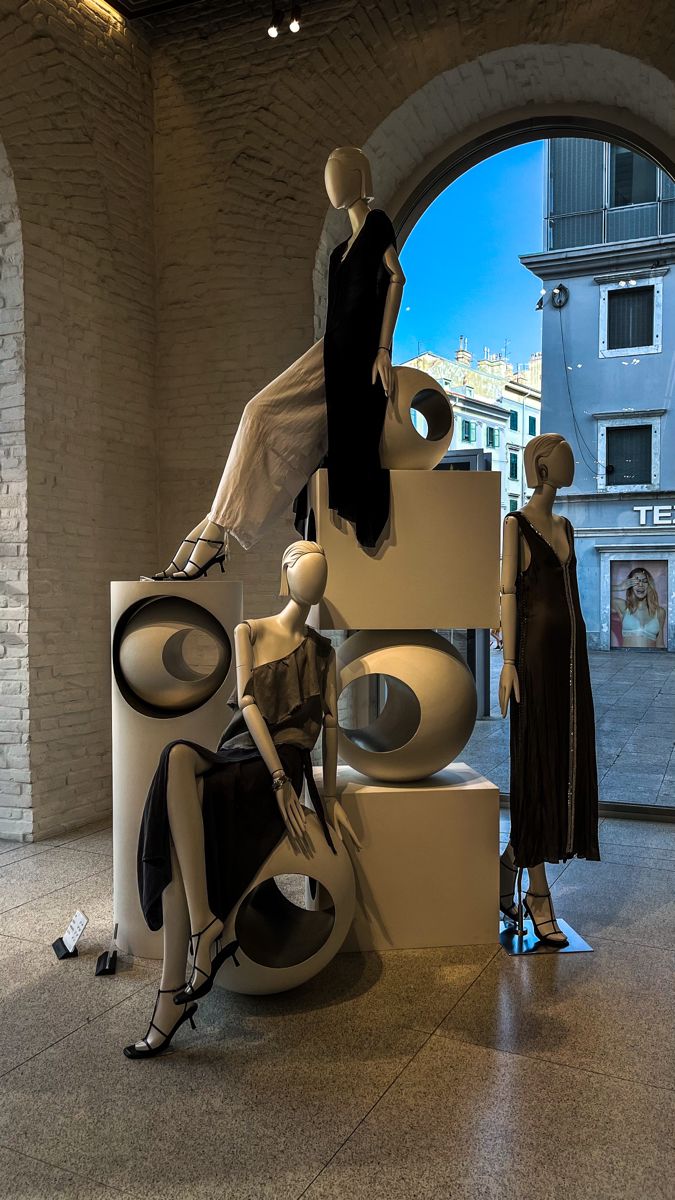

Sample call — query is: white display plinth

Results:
[315,764,499,950]
[307,468,500,630]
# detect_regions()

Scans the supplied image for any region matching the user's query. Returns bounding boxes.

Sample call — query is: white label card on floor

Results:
[62,910,88,953]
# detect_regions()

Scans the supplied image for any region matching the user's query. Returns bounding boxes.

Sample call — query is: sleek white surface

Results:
[380,365,454,469]
[308,468,500,630]
[316,764,499,951]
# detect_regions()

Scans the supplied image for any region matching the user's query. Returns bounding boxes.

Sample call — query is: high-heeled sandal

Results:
[171,535,229,581]
[123,986,197,1059]
[149,537,198,582]
[174,917,240,1004]
[524,891,569,948]
[499,855,519,925]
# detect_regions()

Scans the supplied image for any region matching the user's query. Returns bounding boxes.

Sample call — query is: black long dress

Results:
[294,208,397,549]
[508,513,600,868]
[137,628,335,933]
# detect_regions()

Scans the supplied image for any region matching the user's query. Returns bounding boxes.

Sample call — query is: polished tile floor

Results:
[0,813,673,1199]
[465,648,675,804]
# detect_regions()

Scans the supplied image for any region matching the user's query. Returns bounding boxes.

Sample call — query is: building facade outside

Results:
[404,341,542,520]
[522,138,675,652]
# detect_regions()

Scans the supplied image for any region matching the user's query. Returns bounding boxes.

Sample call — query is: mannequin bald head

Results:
[325,146,374,209]
[524,433,574,490]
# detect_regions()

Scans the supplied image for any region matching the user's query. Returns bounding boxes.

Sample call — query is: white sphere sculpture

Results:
[337,630,477,782]
[379,366,454,470]
[214,810,355,995]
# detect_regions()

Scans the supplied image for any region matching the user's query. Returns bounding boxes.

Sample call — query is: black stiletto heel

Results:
[171,536,228,581]
[174,919,240,1004]
[123,986,198,1059]
[524,891,569,947]
[500,855,519,925]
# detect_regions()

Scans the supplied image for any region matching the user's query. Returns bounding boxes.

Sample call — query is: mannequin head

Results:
[279,541,327,605]
[524,433,574,490]
[325,146,374,210]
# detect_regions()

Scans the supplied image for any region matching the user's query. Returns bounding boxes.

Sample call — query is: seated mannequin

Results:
[144,146,406,581]
[125,541,360,1058]
[498,434,600,946]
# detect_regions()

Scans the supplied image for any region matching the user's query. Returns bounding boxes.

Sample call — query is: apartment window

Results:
[509,410,518,431]
[509,452,519,480]
[599,276,662,357]
[461,419,476,443]
[486,426,500,449]
[464,385,474,398]
[597,415,661,492]
[610,145,657,207]
[528,415,537,436]
[509,498,518,512]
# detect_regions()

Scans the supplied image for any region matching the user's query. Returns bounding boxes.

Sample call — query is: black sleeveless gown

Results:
[508,513,600,868]
[137,628,336,932]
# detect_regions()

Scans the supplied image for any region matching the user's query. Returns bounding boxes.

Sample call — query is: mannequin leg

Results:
[525,861,567,944]
[499,841,518,920]
[131,845,192,1052]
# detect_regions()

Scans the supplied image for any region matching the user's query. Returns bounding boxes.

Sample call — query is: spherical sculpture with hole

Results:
[379,366,454,470]
[214,811,355,995]
[337,630,477,782]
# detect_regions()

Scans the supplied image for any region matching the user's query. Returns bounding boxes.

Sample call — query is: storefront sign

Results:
[633,505,675,526]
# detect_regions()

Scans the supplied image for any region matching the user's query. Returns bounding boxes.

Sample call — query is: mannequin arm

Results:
[321,650,361,848]
[372,244,406,400]
[498,516,521,717]
[234,622,307,842]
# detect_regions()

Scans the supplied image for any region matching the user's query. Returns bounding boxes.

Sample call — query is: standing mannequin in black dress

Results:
[125,541,360,1058]
[145,146,406,580]
[498,434,600,947]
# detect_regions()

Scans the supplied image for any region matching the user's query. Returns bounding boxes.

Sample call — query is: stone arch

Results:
[313,44,675,334]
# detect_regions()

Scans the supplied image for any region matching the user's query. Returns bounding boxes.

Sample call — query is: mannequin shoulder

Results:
[235,619,256,646]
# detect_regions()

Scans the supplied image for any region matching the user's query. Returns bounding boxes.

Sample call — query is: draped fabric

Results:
[508,513,600,868]
[137,628,335,932]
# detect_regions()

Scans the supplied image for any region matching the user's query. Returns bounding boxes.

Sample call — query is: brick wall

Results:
[3,0,675,838]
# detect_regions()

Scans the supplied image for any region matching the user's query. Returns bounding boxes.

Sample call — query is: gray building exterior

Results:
[521,139,675,651]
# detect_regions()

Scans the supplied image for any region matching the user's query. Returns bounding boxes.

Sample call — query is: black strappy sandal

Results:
[147,537,199,582]
[499,855,519,926]
[171,535,228,581]
[123,986,197,1059]
[524,891,569,947]
[174,917,240,1005]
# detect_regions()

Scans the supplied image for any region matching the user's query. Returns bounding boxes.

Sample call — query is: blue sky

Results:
[394,140,546,370]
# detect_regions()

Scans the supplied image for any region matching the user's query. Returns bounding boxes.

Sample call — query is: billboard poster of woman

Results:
[610,560,668,649]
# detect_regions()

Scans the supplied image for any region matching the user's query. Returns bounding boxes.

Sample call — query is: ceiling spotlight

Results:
[268,7,282,36]
[289,3,301,31]
[618,279,627,287]
[628,278,637,286]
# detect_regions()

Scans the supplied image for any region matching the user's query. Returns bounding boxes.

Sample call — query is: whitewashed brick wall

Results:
[2,0,675,839]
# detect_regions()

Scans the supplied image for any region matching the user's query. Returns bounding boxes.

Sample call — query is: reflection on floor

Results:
[465,647,675,805]
[0,814,673,1199]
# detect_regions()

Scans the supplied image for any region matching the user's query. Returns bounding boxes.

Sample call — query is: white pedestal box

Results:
[111,580,242,958]
[307,468,500,630]
[316,764,500,951]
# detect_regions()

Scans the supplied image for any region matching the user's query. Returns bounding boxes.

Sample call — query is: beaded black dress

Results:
[137,628,335,932]
[508,513,600,868]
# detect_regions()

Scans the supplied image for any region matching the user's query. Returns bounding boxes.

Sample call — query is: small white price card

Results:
[62,910,88,953]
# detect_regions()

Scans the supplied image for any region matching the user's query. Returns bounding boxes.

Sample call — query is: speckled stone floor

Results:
[0,811,673,1199]
[465,647,675,805]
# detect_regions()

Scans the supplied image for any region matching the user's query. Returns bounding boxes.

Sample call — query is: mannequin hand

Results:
[324,795,361,849]
[275,780,308,845]
[372,348,396,401]
[498,664,520,717]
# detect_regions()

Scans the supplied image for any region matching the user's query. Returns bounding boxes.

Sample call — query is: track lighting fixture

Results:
[267,6,282,37]
[289,3,301,32]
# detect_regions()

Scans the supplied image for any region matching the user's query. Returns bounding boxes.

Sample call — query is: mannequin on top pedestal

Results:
[499,434,600,948]
[125,541,359,1059]
[145,147,406,582]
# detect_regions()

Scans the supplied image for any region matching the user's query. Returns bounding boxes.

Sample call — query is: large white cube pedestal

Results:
[307,468,500,630]
[316,764,499,950]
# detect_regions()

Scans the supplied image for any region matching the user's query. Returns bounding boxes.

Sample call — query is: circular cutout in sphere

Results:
[215,810,355,995]
[379,367,454,470]
[113,596,231,718]
[337,630,476,782]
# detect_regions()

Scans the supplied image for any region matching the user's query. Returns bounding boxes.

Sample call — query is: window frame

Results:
[528,415,537,437]
[461,418,477,444]
[598,274,663,358]
[509,409,518,431]
[509,451,519,481]
[596,414,661,493]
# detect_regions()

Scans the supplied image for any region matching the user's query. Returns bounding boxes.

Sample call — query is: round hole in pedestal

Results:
[235,875,336,968]
[410,387,454,442]
[340,673,422,753]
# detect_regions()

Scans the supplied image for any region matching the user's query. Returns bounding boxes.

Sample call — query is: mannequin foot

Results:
[142,517,209,581]
[171,521,228,580]
[175,915,234,1003]
[524,889,569,947]
[499,846,518,924]
[123,986,197,1059]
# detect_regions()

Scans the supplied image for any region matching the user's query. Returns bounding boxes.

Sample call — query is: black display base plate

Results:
[52,937,78,960]
[499,917,592,956]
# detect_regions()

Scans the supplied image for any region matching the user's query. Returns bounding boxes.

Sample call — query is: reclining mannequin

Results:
[146,146,406,581]
[125,541,360,1058]
[498,434,599,946]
